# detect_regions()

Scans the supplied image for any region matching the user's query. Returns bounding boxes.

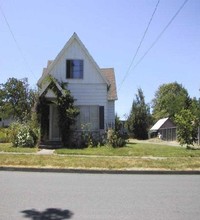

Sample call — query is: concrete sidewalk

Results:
[36,149,55,155]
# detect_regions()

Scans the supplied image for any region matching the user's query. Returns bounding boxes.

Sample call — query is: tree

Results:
[175,109,199,148]
[152,82,191,121]
[0,78,35,122]
[189,97,200,119]
[127,88,151,139]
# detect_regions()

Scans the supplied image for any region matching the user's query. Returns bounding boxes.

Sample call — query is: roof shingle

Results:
[101,68,118,100]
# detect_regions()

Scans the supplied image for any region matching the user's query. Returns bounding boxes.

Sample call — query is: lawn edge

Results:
[1,166,200,175]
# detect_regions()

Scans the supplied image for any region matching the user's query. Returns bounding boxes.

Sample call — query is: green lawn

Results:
[0,143,38,153]
[56,142,200,157]
[0,142,200,170]
[0,154,199,170]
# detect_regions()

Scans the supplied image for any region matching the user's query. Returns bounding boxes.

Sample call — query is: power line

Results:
[118,0,189,92]
[0,4,37,80]
[130,0,189,75]
[118,0,160,91]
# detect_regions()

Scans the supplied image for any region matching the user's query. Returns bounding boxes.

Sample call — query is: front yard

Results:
[0,141,200,170]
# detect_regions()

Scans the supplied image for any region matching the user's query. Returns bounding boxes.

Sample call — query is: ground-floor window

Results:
[76,105,104,130]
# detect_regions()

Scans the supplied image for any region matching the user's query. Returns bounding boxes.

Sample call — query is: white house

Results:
[37,33,117,142]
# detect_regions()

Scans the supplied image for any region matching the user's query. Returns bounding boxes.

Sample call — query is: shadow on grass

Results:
[21,208,73,219]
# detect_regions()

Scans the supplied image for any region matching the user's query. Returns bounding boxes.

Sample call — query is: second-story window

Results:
[66,59,83,79]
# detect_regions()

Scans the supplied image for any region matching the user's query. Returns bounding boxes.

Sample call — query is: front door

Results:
[49,104,60,140]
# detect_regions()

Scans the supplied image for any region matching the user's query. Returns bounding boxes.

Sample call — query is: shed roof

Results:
[150,118,169,131]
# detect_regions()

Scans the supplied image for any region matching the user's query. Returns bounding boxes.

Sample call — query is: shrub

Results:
[106,129,126,148]
[0,128,10,143]
[9,119,39,147]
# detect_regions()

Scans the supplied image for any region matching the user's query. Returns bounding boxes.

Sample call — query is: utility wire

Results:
[118,0,160,91]
[128,0,189,77]
[118,0,189,92]
[0,4,37,80]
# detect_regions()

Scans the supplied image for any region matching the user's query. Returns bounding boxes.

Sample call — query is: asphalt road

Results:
[0,171,200,220]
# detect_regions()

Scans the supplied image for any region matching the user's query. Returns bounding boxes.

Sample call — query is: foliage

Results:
[56,86,79,146]
[189,97,200,119]
[152,82,191,121]
[115,114,121,132]
[9,113,39,147]
[106,129,126,148]
[9,122,34,147]
[0,128,10,143]
[126,88,151,139]
[0,77,36,122]
[36,96,49,141]
[37,76,79,146]
[175,109,199,147]
[79,124,94,148]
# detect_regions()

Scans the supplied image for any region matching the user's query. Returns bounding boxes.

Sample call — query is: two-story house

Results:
[37,33,117,143]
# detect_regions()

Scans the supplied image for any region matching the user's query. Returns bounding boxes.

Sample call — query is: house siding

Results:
[49,40,105,85]
[107,101,115,127]
[38,33,117,142]
[68,83,108,126]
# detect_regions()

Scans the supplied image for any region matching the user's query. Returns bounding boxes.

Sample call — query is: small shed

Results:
[149,118,176,141]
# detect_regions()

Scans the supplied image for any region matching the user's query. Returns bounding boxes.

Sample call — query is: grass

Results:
[0,143,38,153]
[0,142,200,170]
[56,142,200,157]
[0,154,200,170]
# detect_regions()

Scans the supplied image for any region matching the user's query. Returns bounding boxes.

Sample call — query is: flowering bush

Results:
[9,121,38,147]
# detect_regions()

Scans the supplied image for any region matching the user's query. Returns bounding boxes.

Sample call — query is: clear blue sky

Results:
[0,0,200,119]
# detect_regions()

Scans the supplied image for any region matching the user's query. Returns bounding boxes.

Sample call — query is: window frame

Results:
[75,105,104,130]
[66,59,84,79]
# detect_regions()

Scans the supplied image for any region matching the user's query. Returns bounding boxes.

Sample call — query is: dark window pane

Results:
[99,106,104,129]
[66,60,83,79]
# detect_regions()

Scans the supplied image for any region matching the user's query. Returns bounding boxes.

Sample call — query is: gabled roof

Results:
[39,76,65,98]
[101,68,117,100]
[37,32,109,86]
[150,118,169,131]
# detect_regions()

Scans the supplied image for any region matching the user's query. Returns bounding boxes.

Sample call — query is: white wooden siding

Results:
[49,40,106,85]
[68,84,107,105]
[40,35,115,132]
[107,101,115,124]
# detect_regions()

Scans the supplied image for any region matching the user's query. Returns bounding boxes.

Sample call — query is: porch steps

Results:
[39,141,62,149]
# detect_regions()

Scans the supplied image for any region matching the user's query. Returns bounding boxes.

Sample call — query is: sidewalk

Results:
[36,149,55,155]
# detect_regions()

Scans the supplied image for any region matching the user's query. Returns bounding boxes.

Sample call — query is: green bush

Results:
[9,118,39,147]
[106,129,126,148]
[0,128,10,143]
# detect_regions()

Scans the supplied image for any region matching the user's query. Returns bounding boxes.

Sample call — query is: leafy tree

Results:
[152,82,191,121]
[0,78,35,122]
[175,109,199,148]
[189,97,200,119]
[127,88,151,139]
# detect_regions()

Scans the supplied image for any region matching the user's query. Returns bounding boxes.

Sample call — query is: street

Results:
[0,171,200,220]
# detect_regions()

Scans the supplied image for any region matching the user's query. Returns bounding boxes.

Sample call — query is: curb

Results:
[1,166,200,175]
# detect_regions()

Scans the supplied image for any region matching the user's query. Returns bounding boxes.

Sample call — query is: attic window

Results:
[66,59,83,79]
